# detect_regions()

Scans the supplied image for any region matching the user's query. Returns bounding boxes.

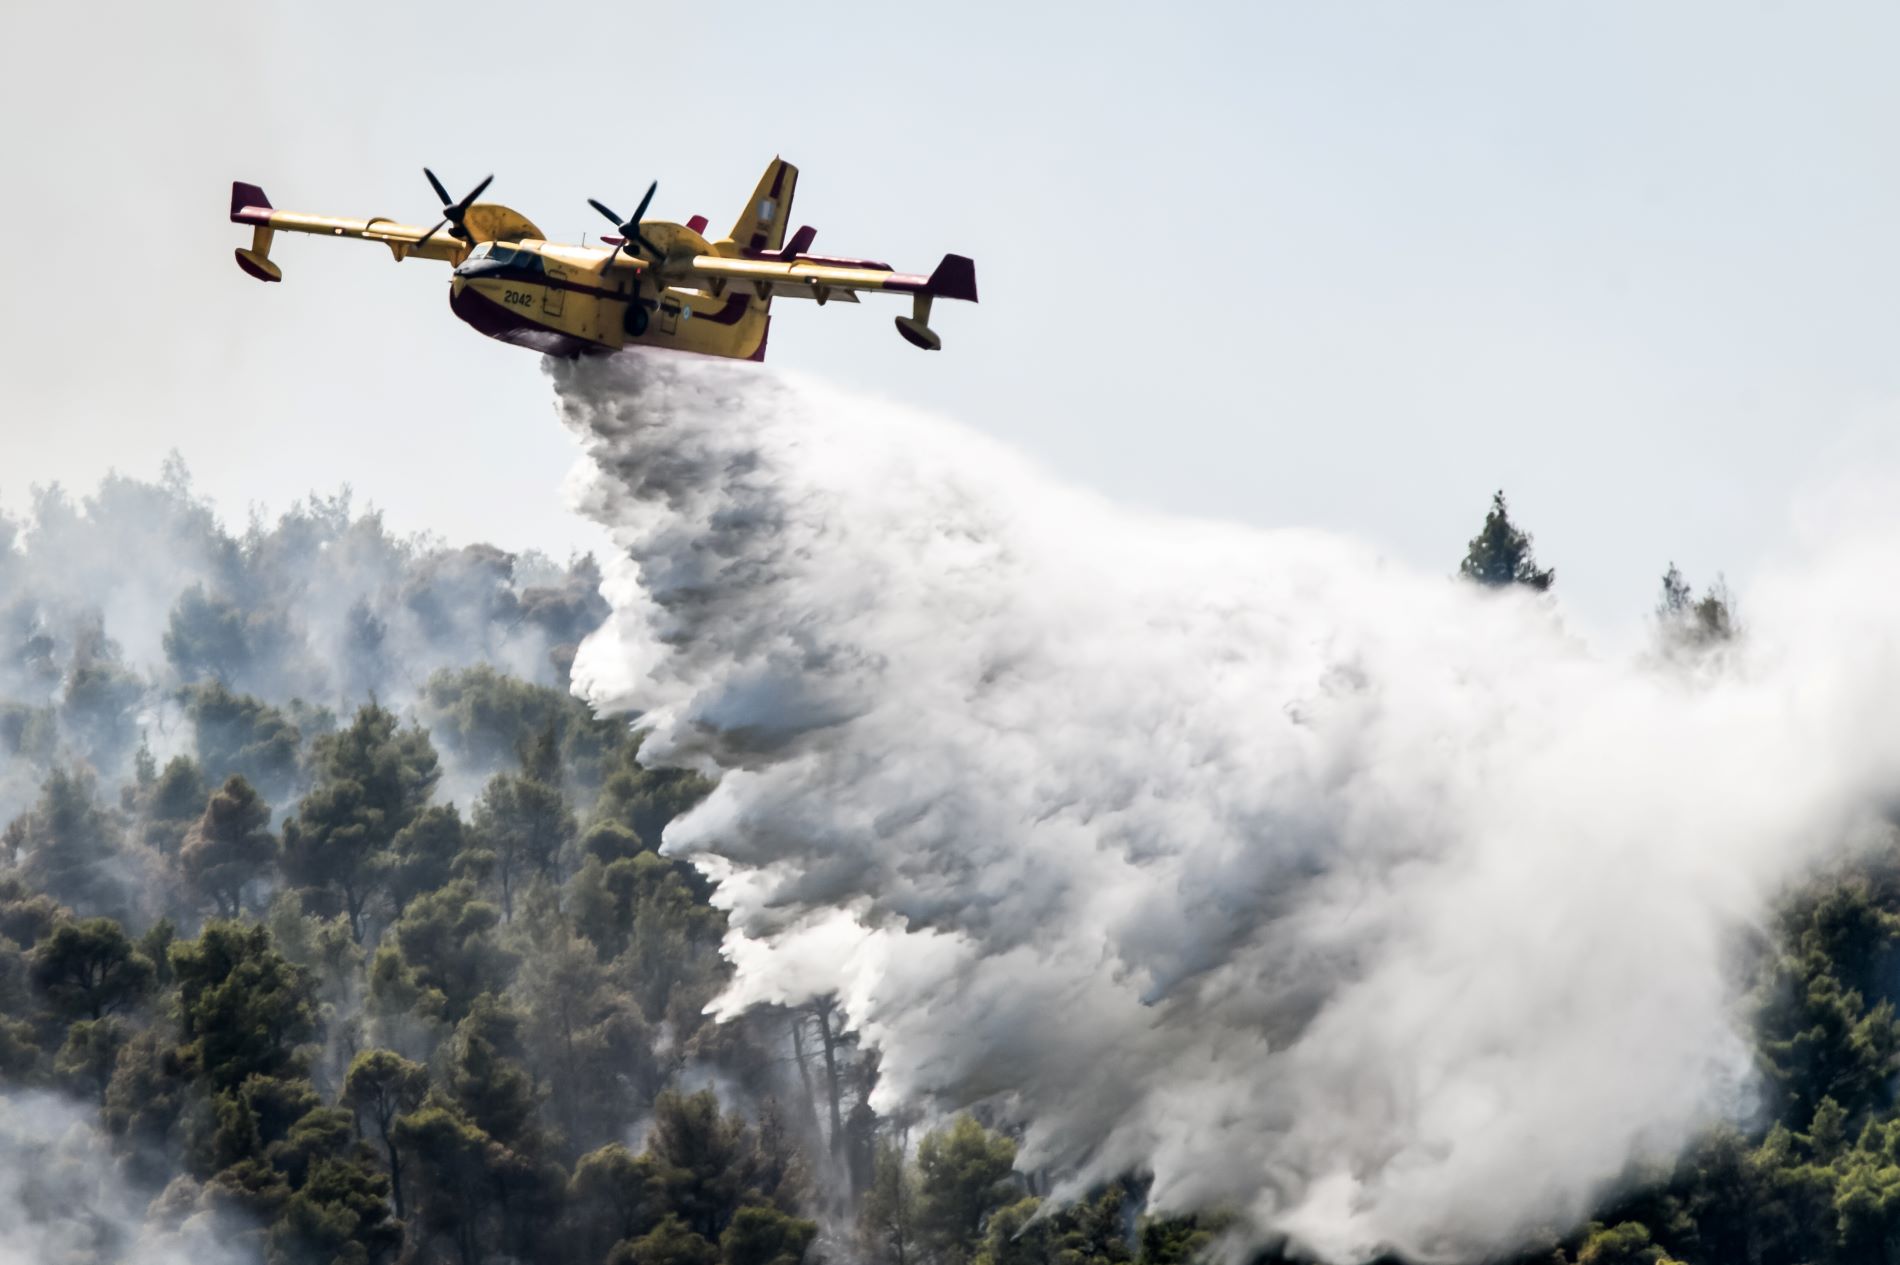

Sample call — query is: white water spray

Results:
[552,351,1900,1262]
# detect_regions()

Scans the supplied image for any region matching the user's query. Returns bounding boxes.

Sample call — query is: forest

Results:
[1,470,1898,1265]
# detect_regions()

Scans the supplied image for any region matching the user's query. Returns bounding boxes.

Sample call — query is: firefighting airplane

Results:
[228,158,976,360]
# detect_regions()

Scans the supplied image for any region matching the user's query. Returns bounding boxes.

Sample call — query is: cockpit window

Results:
[453,241,545,279]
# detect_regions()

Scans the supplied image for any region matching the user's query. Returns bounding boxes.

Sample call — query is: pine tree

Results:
[914,1116,1020,1265]
[1459,490,1554,590]
[342,1048,428,1219]
[1656,562,1736,651]
[282,703,440,940]
[10,768,128,915]
[29,917,155,1021]
[180,776,278,918]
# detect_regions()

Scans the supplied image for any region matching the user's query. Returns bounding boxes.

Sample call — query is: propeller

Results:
[414,168,495,252]
[588,181,666,269]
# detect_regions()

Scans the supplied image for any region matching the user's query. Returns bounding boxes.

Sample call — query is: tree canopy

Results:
[1458,490,1555,590]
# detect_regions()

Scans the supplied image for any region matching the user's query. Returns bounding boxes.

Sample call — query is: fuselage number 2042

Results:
[503,289,534,307]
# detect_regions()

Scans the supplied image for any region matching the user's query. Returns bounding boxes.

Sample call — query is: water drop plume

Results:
[550,351,1900,1262]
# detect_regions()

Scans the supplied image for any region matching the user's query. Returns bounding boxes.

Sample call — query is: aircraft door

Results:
[541,263,567,318]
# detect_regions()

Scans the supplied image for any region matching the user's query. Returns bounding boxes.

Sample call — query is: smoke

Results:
[0,461,604,840]
[0,460,589,717]
[552,351,1900,1263]
[0,1090,259,1265]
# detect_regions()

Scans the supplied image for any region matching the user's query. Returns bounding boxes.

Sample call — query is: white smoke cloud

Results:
[552,351,1900,1263]
[0,1090,260,1265]
[0,462,602,836]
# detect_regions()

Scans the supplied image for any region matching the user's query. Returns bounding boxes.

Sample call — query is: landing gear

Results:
[624,300,650,338]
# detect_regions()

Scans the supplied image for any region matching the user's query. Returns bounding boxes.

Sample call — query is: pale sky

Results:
[6,1,1900,631]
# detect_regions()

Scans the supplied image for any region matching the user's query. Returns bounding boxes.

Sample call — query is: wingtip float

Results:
[227,158,977,361]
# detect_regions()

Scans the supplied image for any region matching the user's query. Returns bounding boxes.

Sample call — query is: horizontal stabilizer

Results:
[926,254,978,303]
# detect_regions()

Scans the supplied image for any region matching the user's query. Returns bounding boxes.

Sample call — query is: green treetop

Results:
[1459,490,1554,591]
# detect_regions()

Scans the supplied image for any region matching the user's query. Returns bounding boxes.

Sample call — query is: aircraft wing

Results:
[673,252,978,308]
[231,181,556,282]
[230,182,467,277]
[254,212,464,261]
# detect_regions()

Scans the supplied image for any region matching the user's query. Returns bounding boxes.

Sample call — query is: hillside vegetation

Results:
[0,474,1891,1265]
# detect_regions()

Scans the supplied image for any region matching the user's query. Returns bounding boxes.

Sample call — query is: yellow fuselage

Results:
[448,232,769,360]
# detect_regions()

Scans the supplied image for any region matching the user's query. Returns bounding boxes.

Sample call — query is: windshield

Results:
[454,243,544,279]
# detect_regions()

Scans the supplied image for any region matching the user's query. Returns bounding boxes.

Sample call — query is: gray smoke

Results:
[2,469,579,712]
[0,1091,258,1265]
[0,461,602,838]
[552,351,1900,1262]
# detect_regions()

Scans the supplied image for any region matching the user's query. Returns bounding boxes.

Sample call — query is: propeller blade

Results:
[453,174,494,215]
[415,217,448,251]
[423,170,492,249]
[631,180,658,225]
[635,232,666,262]
[593,183,660,263]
